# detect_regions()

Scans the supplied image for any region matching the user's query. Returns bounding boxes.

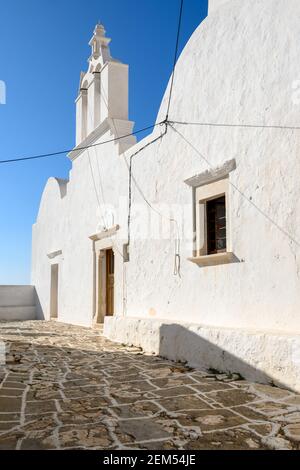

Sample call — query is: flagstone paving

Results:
[0,320,300,450]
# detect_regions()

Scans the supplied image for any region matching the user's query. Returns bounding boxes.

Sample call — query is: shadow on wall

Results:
[0,286,37,321]
[34,290,45,320]
[158,323,288,390]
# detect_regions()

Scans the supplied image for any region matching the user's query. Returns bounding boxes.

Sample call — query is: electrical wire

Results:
[86,105,109,230]
[127,125,168,246]
[97,72,182,277]
[8,0,299,274]
[87,147,107,230]
[169,120,300,131]
[165,0,184,121]
[169,122,300,249]
[98,81,181,277]
[127,123,182,277]
[0,122,162,164]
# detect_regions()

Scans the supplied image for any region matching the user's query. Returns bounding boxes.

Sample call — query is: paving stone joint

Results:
[0,321,299,450]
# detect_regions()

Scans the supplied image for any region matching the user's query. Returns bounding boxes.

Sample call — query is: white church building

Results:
[31,0,300,392]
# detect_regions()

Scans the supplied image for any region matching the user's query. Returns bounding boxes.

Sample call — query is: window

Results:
[184,159,236,266]
[206,195,226,254]
[195,177,229,258]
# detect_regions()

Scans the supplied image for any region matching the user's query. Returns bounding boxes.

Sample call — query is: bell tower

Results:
[75,24,131,146]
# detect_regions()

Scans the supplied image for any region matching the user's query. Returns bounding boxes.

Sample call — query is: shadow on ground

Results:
[0,321,299,450]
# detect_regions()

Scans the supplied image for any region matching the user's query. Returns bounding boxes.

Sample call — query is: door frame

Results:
[94,241,116,325]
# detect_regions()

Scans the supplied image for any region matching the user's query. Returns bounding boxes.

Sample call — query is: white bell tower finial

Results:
[74,24,132,148]
[88,23,111,66]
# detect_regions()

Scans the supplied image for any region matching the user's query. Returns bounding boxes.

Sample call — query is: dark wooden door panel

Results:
[106,249,114,316]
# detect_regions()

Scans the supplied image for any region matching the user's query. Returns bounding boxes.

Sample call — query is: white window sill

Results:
[188,252,236,267]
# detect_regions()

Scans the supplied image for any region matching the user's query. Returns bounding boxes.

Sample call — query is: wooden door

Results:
[106,249,114,316]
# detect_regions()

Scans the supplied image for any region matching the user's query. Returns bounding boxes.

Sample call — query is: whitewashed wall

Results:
[31,131,131,326]
[32,0,300,387]
[125,0,300,333]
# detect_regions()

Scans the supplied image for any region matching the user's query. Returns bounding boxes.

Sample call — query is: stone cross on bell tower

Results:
[75,23,131,146]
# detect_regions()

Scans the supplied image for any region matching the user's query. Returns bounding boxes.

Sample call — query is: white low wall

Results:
[0,286,36,321]
[104,316,300,393]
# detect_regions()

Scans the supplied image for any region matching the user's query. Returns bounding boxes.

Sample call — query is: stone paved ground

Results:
[0,321,300,450]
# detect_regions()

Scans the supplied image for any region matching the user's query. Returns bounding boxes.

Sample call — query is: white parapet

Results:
[104,316,300,393]
[0,286,36,321]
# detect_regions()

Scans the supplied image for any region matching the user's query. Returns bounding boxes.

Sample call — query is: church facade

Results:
[32,0,300,392]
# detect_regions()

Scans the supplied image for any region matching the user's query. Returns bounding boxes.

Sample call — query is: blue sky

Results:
[0,0,208,284]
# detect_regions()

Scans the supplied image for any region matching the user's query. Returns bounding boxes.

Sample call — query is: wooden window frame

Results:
[184,160,236,267]
[188,177,234,266]
[196,178,229,256]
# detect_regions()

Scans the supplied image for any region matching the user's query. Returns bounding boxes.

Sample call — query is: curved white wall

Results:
[33,0,300,334]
